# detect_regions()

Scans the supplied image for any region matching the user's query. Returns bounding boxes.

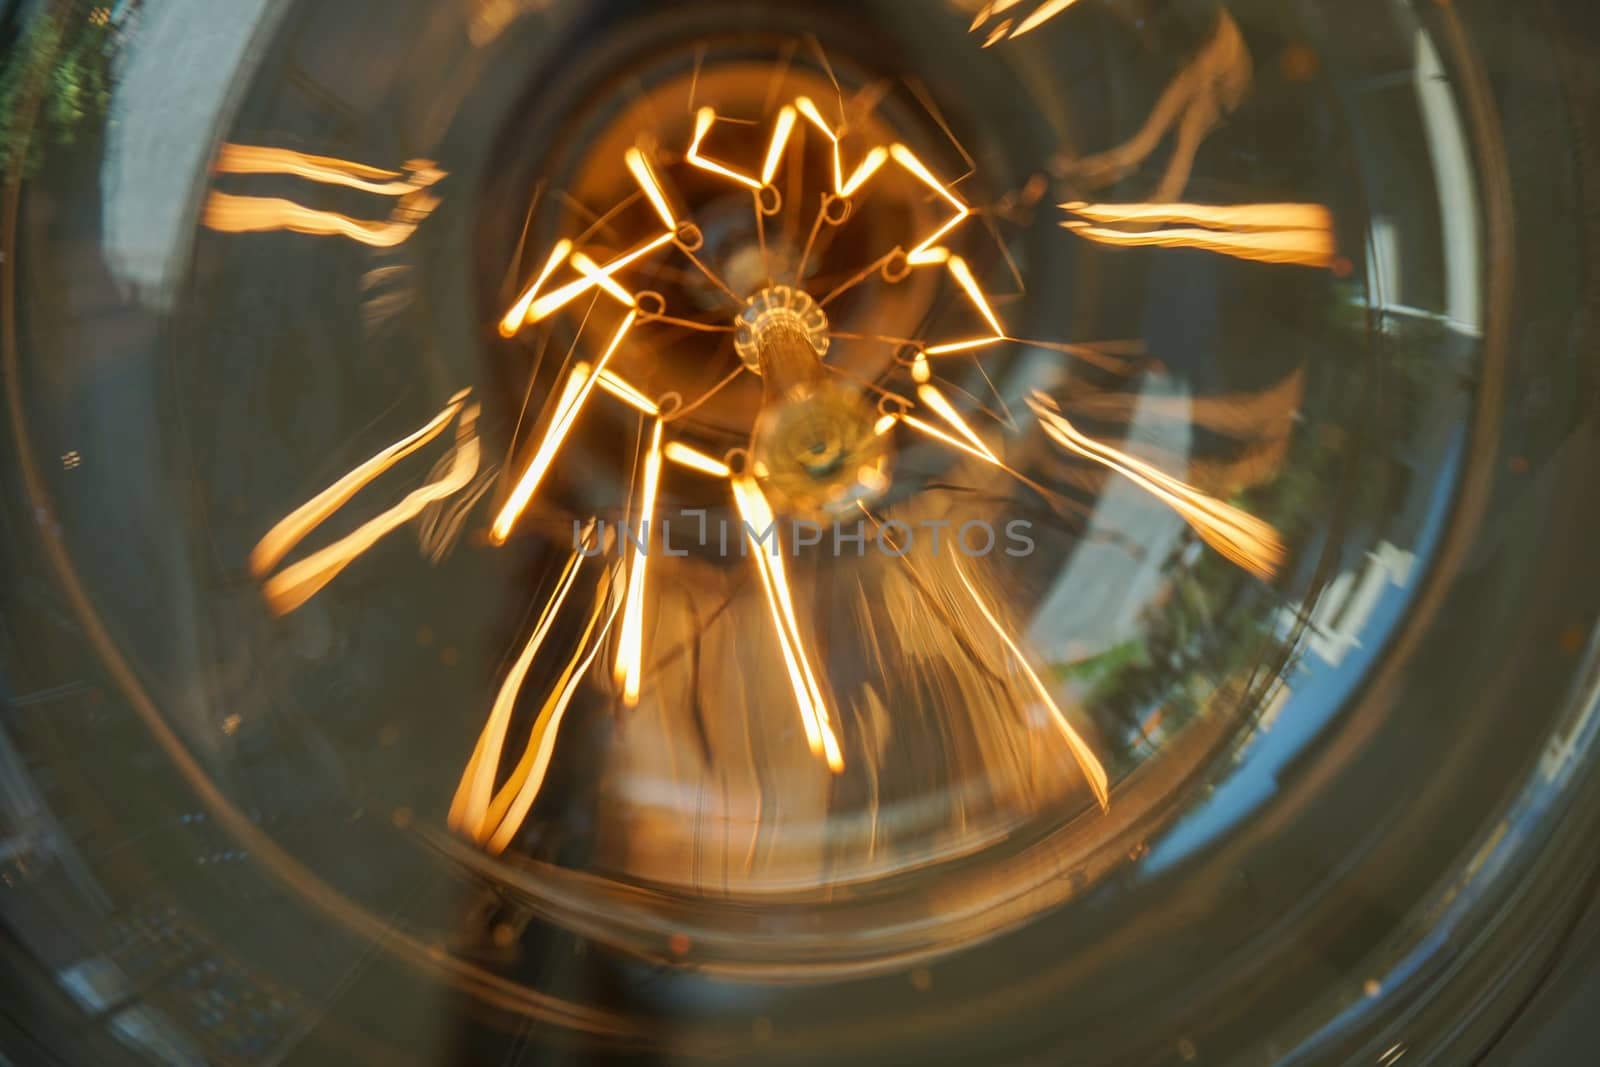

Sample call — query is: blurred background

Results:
[1,0,1599,1063]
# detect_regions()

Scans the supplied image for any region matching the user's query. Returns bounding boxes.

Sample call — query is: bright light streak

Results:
[731,476,843,772]
[663,441,731,478]
[261,403,481,615]
[874,413,900,436]
[1029,395,1285,579]
[615,420,665,707]
[250,391,469,579]
[761,106,798,187]
[910,353,931,383]
[571,252,637,306]
[946,256,1005,336]
[501,239,574,336]
[482,565,623,854]
[449,537,591,840]
[889,144,971,265]
[1061,220,1336,268]
[840,146,889,198]
[1063,201,1332,231]
[203,192,434,248]
[687,107,764,190]
[593,368,659,414]
[795,96,887,198]
[901,412,1007,468]
[526,233,673,323]
[625,146,677,230]
[491,310,638,543]
[952,556,1110,811]
[1009,0,1086,39]
[925,337,1003,356]
[213,144,442,196]
[917,383,998,462]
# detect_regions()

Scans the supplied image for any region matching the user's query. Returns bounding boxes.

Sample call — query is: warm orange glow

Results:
[663,441,732,478]
[527,233,673,323]
[901,412,1006,469]
[491,310,638,543]
[203,192,437,248]
[889,144,971,265]
[571,251,637,306]
[213,144,443,196]
[260,402,481,615]
[449,538,591,840]
[593,368,659,414]
[687,106,764,190]
[952,557,1110,811]
[795,96,889,198]
[1030,395,1285,579]
[874,413,900,436]
[482,564,624,855]
[500,239,574,336]
[615,419,665,707]
[1009,0,1086,40]
[731,476,844,772]
[1061,220,1335,268]
[917,383,998,462]
[1063,201,1331,231]
[761,105,799,187]
[625,146,678,230]
[250,391,469,579]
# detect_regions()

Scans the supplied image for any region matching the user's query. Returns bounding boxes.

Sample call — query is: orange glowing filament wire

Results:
[924,254,1008,355]
[615,419,665,707]
[491,310,638,543]
[952,556,1110,811]
[213,144,443,196]
[795,96,890,198]
[482,564,624,854]
[888,144,972,265]
[203,192,437,248]
[761,105,799,187]
[1029,395,1285,579]
[663,442,732,478]
[687,107,764,190]
[1061,201,1335,268]
[917,383,999,462]
[624,146,678,229]
[500,238,574,336]
[250,390,469,579]
[731,476,844,772]
[570,252,638,306]
[449,534,592,840]
[525,233,673,323]
[260,401,481,616]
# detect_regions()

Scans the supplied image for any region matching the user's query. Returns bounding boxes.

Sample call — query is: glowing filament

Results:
[203,192,436,248]
[953,557,1110,811]
[1009,0,1086,40]
[250,391,469,579]
[917,383,998,462]
[889,144,971,265]
[526,233,673,323]
[625,146,678,230]
[795,97,888,198]
[491,310,638,543]
[761,105,798,187]
[924,255,1008,355]
[213,144,442,196]
[615,420,665,707]
[501,239,574,336]
[259,402,481,615]
[664,442,732,478]
[1062,220,1336,268]
[482,565,623,854]
[1029,395,1285,579]
[731,476,843,772]
[571,252,637,306]
[449,538,591,840]
[592,367,659,414]
[687,107,763,190]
